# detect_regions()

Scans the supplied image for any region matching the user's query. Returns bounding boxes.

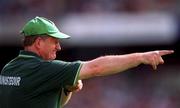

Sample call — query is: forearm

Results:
[94,53,141,75]
[80,53,142,79]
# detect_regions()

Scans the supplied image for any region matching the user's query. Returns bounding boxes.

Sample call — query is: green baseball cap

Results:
[21,16,70,39]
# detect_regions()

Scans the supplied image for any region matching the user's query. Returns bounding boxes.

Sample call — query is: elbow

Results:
[90,63,104,77]
[80,57,106,79]
[89,56,108,77]
[85,62,103,77]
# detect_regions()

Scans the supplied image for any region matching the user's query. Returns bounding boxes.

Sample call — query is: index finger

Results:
[158,50,174,56]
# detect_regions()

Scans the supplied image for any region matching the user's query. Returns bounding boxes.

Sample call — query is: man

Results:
[0,16,174,108]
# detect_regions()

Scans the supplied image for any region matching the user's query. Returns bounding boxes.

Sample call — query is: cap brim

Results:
[48,32,71,39]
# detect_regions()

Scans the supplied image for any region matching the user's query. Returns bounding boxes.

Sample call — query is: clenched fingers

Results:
[65,80,83,92]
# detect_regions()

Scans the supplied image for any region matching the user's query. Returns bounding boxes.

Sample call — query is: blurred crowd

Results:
[0,0,179,17]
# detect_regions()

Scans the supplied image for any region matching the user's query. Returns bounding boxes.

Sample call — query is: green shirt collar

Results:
[19,50,43,60]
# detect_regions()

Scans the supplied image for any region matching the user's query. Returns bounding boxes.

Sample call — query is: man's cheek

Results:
[50,52,56,59]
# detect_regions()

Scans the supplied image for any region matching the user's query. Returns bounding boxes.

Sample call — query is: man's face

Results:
[38,37,61,60]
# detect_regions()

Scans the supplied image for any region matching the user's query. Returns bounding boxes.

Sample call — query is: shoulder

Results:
[43,60,82,68]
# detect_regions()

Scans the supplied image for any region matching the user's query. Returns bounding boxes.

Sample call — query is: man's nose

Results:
[56,43,61,51]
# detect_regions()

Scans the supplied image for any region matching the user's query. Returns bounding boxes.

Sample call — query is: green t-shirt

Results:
[0,50,82,108]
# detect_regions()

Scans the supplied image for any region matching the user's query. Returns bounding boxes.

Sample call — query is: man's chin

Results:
[46,55,56,60]
[51,55,56,60]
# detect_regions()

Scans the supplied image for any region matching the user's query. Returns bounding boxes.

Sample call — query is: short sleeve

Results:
[37,60,82,90]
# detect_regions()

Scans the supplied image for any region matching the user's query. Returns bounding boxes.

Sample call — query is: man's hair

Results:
[22,35,49,47]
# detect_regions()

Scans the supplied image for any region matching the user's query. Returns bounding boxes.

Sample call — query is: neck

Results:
[24,46,41,57]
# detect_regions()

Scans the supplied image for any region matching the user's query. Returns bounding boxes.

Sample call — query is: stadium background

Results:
[0,0,180,108]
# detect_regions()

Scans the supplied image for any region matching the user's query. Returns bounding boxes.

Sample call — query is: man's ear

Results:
[34,37,42,49]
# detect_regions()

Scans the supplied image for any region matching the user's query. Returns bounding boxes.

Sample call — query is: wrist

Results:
[135,53,143,65]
